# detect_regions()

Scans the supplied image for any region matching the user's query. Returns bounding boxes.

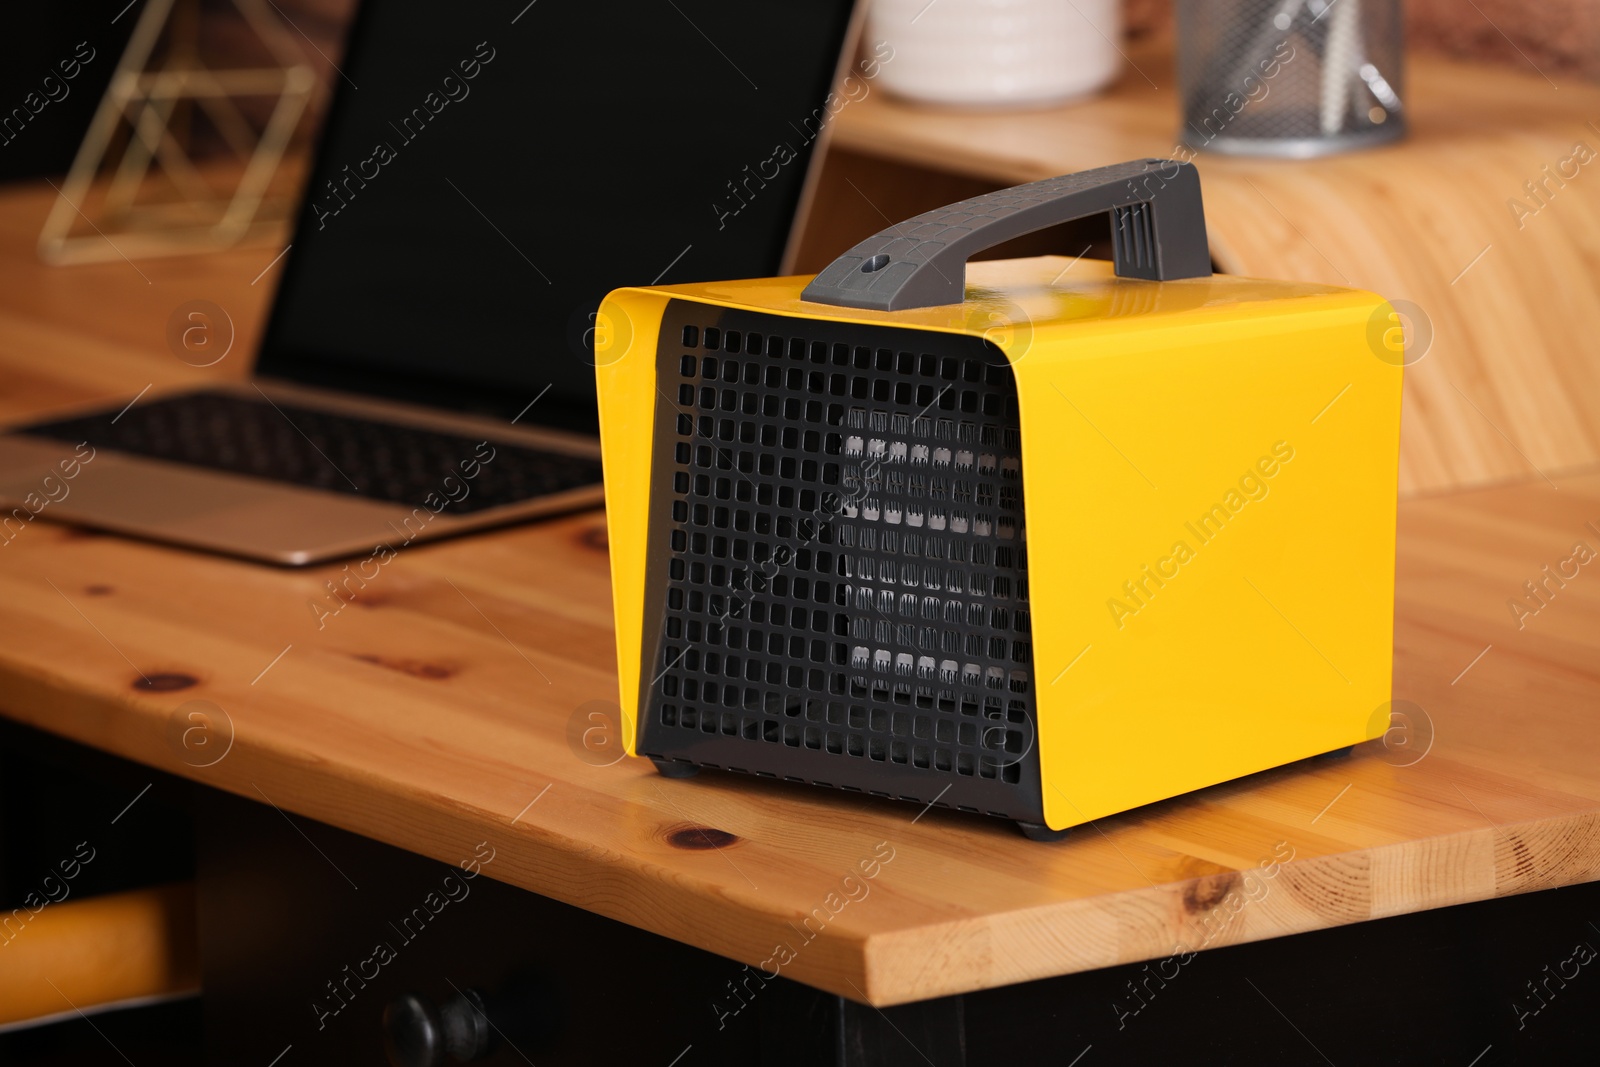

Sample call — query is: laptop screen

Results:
[257,0,858,435]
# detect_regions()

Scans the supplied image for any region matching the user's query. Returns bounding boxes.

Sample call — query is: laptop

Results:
[0,0,860,564]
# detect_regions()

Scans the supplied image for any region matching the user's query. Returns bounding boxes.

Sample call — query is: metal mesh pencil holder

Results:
[1176,0,1405,157]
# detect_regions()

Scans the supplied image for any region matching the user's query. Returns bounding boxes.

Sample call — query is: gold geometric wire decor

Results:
[38,0,315,264]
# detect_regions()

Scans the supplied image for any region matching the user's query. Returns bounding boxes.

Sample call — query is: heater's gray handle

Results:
[800,159,1211,312]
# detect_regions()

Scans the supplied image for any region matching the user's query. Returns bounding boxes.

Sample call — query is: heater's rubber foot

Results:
[1016,821,1071,843]
[650,758,700,779]
[1318,745,1355,759]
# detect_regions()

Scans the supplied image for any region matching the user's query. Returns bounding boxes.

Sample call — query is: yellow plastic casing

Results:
[596,257,1404,831]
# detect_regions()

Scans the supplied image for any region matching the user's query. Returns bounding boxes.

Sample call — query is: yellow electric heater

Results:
[595,160,1403,839]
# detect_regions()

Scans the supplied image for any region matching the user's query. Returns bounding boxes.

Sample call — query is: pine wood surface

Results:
[0,163,1597,1006]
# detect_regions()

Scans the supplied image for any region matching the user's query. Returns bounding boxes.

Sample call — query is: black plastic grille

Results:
[636,302,1045,824]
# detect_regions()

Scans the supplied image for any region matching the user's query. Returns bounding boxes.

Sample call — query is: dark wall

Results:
[0,0,355,186]
[0,7,134,183]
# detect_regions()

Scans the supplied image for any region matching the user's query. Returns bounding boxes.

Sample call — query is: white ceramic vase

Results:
[869,0,1123,107]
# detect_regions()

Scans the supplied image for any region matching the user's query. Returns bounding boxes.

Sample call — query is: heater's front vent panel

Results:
[637,302,1045,824]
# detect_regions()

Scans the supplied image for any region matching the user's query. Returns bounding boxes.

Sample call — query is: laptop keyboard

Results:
[20,390,603,515]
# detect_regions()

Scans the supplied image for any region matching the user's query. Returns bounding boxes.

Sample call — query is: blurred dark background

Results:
[4,0,1593,190]
[0,0,354,185]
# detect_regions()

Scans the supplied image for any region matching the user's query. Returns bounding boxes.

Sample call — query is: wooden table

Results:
[1,175,1599,1015]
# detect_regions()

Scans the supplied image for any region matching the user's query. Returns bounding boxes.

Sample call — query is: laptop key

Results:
[19,390,603,515]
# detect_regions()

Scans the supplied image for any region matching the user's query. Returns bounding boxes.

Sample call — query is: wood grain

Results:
[0,170,1598,1008]
[816,39,1600,498]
